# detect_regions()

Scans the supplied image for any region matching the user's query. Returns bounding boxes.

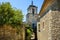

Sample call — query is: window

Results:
[32,23,35,29]
[32,23,34,27]
[55,39,57,40]
[43,22,44,28]
[38,24,40,32]
[32,9,35,16]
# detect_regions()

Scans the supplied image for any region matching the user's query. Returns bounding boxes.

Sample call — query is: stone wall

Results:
[0,24,25,40]
[37,10,52,40]
[37,0,60,40]
[37,10,60,40]
[51,11,60,40]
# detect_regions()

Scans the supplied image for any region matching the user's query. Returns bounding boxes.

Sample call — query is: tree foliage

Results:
[25,24,33,40]
[0,2,23,26]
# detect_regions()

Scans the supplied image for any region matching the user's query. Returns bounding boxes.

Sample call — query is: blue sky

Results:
[0,0,44,21]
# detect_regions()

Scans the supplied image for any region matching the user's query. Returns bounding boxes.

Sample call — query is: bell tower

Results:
[26,1,38,28]
[27,1,37,15]
[26,1,38,24]
[26,1,38,40]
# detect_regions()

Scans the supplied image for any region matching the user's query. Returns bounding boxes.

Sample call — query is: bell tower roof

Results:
[31,1,33,5]
[27,1,37,10]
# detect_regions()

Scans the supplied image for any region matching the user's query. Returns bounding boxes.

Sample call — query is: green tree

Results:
[0,2,24,40]
[25,24,33,40]
[0,2,23,26]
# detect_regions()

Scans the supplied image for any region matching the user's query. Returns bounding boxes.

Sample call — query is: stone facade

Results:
[26,1,38,29]
[37,10,60,40]
[37,10,52,40]
[37,0,60,40]
[0,24,25,40]
[26,13,37,26]
[26,1,38,40]
[51,11,60,40]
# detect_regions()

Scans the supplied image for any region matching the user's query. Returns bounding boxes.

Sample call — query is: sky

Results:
[0,0,44,21]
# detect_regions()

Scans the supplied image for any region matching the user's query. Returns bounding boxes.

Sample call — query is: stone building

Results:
[26,1,38,32]
[37,0,60,40]
[0,24,25,40]
[26,1,38,40]
[26,1,38,28]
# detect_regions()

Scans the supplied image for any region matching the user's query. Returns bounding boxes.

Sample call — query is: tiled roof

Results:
[39,0,54,16]
[27,5,37,9]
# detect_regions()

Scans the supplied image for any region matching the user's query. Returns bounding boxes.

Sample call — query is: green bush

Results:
[0,2,23,27]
